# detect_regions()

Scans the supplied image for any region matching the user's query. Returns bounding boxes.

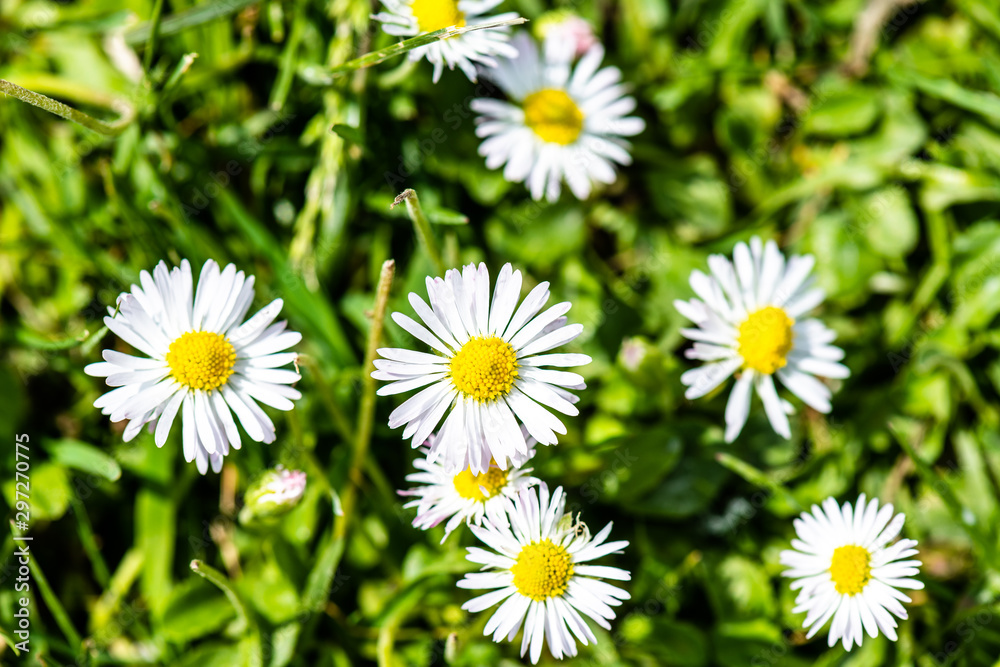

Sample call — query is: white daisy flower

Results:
[780,494,924,651]
[674,236,850,442]
[400,430,539,542]
[471,32,645,202]
[373,262,590,475]
[458,482,630,664]
[85,259,302,474]
[373,0,519,82]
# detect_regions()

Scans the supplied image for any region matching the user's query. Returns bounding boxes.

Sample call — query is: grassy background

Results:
[3,0,1000,664]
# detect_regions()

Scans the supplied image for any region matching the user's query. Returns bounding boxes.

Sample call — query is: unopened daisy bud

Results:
[240,467,307,524]
[620,336,652,372]
[535,11,596,59]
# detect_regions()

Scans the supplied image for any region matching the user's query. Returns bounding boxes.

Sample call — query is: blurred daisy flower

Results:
[674,236,849,442]
[471,32,645,201]
[373,262,590,475]
[780,494,924,651]
[400,430,539,542]
[85,259,301,474]
[373,0,519,82]
[458,483,630,663]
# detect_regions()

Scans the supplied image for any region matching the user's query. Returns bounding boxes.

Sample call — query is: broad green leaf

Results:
[45,438,121,481]
[159,579,237,644]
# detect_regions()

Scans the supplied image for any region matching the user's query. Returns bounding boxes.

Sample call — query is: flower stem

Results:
[334,259,396,539]
[343,259,396,523]
[28,551,83,648]
[162,53,199,94]
[393,189,447,275]
[143,0,167,72]
[190,559,251,633]
[0,79,135,136]
[124,0,260,44]
[303,261,395,614]
[69,495,112,588]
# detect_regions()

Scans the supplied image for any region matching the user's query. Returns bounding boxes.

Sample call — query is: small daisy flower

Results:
[85,259,302,474]
[780,494,924,651]
[373,262,590,475]
[471,32,645,201]
[373,0,519,82]
[674,236,850,442]
[400,430,539,542]
[458,483,630,664]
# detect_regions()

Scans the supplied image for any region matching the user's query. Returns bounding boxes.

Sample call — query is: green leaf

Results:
[0,626,21,656]
[622,457,728,519]
[240,560,301,625]
[45,438,121,481]
[300,529,345,613]
[137,488,176,614]
[854,187,918,259]
[804,88,882,137]
[426,207,469,225]
[331,124,364,146]
[620,617,708,666]
[892,69,1000,126]
[267,623,301,667]
[715,453,801,512]
[159,579,237,644]
[712,555,777,619]
[601,426,684,504]
[174,642,244,667]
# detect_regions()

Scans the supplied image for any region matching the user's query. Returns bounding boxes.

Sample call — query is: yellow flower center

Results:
[166,331,237,391]
[829,545,872,596]
[449,336,518,402]
[523,89,585,146]
[737,306,795,374]
[511,539,574,601]
[410,0,465,32]
[452,465,509,500]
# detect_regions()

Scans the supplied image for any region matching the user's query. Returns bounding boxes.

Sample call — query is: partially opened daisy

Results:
[458,483,630,664]
[674,236,850,442]
[471,32,645,201]
[780,494,923,650]
[373,0,519,82]
[85,259,302,474]
[400,430,539,542]
[373,262,590,474]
